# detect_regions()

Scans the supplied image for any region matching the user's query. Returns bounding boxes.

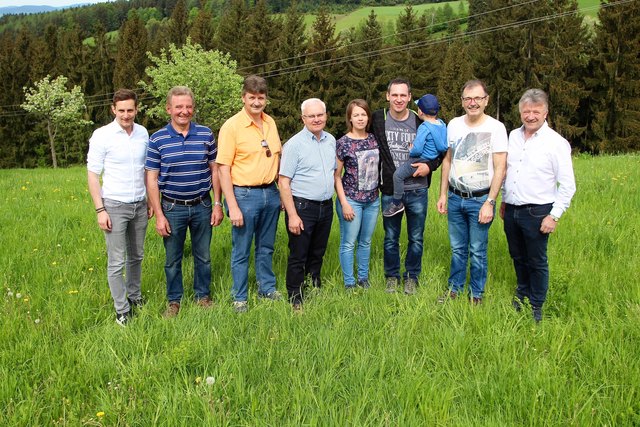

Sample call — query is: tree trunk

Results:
[47,119,57,168]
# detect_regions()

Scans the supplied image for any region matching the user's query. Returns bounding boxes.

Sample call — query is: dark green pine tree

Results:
[589,0,640,153]
[304,6,345,135]
[214,0,249,67]
[269,0,308,140]
[189,0,215,51]
[168,0,189,47]
[56,25,88,87]
[27,25,59,82]
[86,22,115,126]
[113,10,149,90]
[242,0,281,75]
[437,38,474,122]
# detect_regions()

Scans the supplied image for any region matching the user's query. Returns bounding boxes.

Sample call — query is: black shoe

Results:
[128,296,146,309]
[357,279,370,289]
[115,311,132,327]
[532,306,543,323]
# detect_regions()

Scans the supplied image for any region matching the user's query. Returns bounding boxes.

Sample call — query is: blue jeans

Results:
[162,196,212,303]
[447,192,493,298]
[336,196,380,287]
[381,188,428,280]
[503,203,552,308]
[392,157,428,200]
[103,198,148,314]
[228,184,281,302]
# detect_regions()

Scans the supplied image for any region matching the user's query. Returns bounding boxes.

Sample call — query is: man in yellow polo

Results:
[217,75,282,313]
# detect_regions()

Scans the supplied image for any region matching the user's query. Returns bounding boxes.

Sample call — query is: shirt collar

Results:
[520,120,549,139]
[167,121,196,137]
[302,126,327,142]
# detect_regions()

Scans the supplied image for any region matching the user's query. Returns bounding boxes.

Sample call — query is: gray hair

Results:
[519,89,548,110]
[166,86,195,106]
[301,98,326,114]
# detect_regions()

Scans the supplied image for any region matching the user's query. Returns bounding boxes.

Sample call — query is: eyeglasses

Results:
[261,140,272,157]
[302,112,326,120]
[461,96,488,104]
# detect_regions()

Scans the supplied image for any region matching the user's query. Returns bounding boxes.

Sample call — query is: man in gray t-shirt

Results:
[370,78,443,295]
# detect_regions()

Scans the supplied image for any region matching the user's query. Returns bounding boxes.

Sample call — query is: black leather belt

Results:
[236,182,275,189]
[449,185,490,198]
[293,196,332,206]
[162,194,208,206]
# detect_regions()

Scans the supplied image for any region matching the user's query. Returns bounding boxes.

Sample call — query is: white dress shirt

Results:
[503,122,576,218]
[87,120,149,203]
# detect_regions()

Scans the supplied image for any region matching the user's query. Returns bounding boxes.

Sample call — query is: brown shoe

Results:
[163,302,180,318]
[292,302,303,313]
[196,296,213,308]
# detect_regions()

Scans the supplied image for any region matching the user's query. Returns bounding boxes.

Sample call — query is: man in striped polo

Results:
[145,86,224,318]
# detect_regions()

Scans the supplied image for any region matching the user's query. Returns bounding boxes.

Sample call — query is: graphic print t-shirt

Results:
[446,115,508,193]
[336,133,379,203]
[385,113,425,190]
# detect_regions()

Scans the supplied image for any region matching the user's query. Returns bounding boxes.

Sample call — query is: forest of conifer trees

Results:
[0,0,638,168]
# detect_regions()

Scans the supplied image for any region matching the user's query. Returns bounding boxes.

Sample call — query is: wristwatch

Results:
[550,214,559,222]
[486,197,496,206]
[214,201,223,207]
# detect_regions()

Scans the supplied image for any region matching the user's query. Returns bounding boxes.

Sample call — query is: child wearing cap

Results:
[383,94,448,217]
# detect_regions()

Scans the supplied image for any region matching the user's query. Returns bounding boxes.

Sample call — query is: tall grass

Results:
[1,154,639,425]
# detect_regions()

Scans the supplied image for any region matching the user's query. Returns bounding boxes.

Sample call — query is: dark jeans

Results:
[285,196,333,304]
[503,203,552,308]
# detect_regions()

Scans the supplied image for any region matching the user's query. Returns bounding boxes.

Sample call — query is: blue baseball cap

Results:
[415,94,440,115]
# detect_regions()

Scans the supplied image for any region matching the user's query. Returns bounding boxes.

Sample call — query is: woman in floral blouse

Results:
[334,99,380,290]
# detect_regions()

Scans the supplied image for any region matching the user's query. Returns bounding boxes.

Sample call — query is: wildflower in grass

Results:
[51,261,57,266]
[16,293,22,299]
[21,186,27,190]
[33,248,38,252]
[96,411,105,417]
[68,290,79,294]
[34,319,41,324]
[195,376,202,384]
[88,268,94,272]
[7,291,13,297]
[24,298,29,302]
[206,376,215,386]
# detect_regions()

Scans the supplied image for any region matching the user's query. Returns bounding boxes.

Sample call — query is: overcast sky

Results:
[2,0,113,7]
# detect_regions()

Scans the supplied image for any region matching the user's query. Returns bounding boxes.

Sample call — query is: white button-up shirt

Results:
[503,122,576,219]
[87,120,149,203]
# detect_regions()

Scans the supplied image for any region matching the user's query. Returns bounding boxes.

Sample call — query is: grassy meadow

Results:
[1,153,639,425]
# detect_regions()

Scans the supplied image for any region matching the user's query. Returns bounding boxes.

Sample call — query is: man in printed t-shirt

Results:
[436,79,507,305]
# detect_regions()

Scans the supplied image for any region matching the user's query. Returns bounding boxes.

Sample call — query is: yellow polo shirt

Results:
[217,108,281,186]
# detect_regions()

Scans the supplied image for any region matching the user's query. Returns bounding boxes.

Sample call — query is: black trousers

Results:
[285,197,334,304]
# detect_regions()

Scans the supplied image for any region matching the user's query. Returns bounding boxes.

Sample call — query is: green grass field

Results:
[1,153,639,425]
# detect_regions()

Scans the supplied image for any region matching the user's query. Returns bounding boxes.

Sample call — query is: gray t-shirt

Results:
[385,113,426,190]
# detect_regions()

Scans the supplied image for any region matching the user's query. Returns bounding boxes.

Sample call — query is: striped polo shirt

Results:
[145,122,217,200]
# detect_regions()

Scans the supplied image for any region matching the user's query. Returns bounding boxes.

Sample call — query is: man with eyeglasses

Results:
[436,79,507,305]
[370,78,443,295]
[279,98,336,311]
[500,89,575,322]
[217,75,283,313]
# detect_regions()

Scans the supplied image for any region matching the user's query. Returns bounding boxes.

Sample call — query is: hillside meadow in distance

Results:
[0,153,638,425]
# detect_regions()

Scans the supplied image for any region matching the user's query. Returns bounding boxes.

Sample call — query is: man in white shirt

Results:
[87,89,150,326]
[500,88,576,322]
[436,79,507,304]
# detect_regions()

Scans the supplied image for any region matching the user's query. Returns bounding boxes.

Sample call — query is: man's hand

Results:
[155,214,171,237]
[540,215,557,234]
[211,204,223,227]
[147,205,154,219]
[287,214,304,235]
[478,202,494,224]
[227,206,243,228]
[97,211,112,232]
[411,162,431,177]
[436,195,447,215]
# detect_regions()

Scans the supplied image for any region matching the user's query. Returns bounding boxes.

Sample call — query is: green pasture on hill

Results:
[1,154,639,425]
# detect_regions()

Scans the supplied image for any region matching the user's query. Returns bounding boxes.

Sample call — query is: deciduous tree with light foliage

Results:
[141,39,243,132]
[21,75,92,168]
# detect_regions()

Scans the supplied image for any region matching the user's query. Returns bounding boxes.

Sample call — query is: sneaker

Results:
[345,285,357,293]
[404,278,417,295]
[196,296,213,308]
[233,301,248,313]
[383,202,405,217]
[512,297,523,312]
[115,310,132,327]
[437,290,458,304]
[258,291,282,301]
[357,279,370,289]
[162,302,180,318]
[532,306,543,323]
[385,277,398,293]
[471,296,483,305]
[128,297,146,309]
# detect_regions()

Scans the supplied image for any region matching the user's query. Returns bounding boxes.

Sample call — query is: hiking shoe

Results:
[471,297,483,305]
[532,306,543,323]
[115,310,132,327]
[233,301,248,313]
[258,291,283,301]
[163,302,180,318]
[437,290,458,304]
[383,202,405,217]
[385,277,398,293]
[357,279,370,289]
[512,298,523,312]
[196,296,213,308]
[404,278,417,295]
